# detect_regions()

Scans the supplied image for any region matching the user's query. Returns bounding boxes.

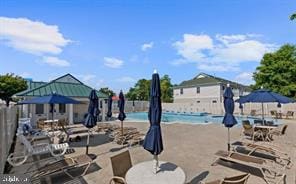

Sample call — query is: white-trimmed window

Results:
[59,104,66,113]
[196,87,200,94]
[35,104,44,114]
[180,88,183,95]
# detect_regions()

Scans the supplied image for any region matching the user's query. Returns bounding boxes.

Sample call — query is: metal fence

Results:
[0,106,18,174]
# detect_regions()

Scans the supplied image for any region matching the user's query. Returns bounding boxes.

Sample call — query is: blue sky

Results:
[0,0,295,93]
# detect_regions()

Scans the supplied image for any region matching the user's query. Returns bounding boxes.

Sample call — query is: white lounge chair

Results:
[7,134,69,166]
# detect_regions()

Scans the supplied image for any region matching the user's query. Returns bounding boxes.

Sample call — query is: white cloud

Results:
[141,42,154,51]
[96,79,105,88]
[172,33,277,72]
[0,17,70,55]
[173,34,213,61]
[234,72,254,85]
[199,64,240,72]
[103,57,123,68]
[171,59,197,66]
[76,74,96,84]
[41,56,70,67]
[19,72,31,78]
[116,76,136,83]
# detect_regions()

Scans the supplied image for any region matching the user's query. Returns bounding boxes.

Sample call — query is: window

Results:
[35,104,44,114]
[180,88,183,95]
[196,101,200,103]
[59,104,66,113]
[196,87,200,94]
[212,100,217,103]
[222,85,225,90]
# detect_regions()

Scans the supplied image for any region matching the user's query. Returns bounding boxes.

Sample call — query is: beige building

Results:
[173,73,250,104]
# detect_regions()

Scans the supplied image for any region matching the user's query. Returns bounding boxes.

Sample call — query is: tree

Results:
[290,13,296,20]
[0,74,27,106]
[98,87,115,96]
[160,75,173,102]
[126,74,174,102]
[253,44,296,98]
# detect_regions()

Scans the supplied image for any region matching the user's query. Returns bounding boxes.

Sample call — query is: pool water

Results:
[126,112,278,125]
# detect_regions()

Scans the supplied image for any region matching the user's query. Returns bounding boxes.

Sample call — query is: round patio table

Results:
[126,161,186,184]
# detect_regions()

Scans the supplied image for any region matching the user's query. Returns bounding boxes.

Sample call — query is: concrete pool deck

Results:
[7,119,296,184]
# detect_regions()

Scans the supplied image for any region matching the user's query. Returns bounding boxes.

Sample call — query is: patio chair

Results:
[212,150,286,184]
[7,134,69,166]
[109,150,132,184]
[268,125,288,145]
[283,111,294,119]
[241,120,263,141]
[37,118,47,129]
[270,110,277,118]
[200,173,250,184]
[31,154,95,180]
[250,110,256,116]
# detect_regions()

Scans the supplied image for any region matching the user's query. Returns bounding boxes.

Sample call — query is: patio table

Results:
[254,125,277,141]
[126,161,186,184]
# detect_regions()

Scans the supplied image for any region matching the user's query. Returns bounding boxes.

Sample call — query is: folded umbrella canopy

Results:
[235,89,295,122]
[107,95,113,120]
[84,90,99,154]
[118,91,126,135]
[143,70,163,174]
[222,85,237,152]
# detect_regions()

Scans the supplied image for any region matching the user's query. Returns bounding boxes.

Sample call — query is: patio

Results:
[7,120,296,184]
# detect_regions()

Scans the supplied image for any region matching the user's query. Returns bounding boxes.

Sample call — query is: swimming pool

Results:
[126,112,278,125]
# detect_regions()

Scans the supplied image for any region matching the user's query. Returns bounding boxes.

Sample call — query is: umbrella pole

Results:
[51,104,54,142]
[121,121,123,136]
[228,128,230,152]
[153,155,159,174]
[86,130,90,154]
[261,102,264,125]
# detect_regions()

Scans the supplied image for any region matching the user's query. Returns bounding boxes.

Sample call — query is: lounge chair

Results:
[60,121,94,142]
[212,150,286,184]
[109,150,132,184]
[7,134,69,166]
[31,154,95,180]
[232,141,292,169]
[200,173,250,184]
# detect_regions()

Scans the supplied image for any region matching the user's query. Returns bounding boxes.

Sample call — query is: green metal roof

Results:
[174,73,250,90]
[16,74,108,98]
[14,80,47,96]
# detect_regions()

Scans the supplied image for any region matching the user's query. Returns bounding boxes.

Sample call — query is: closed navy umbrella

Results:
[222,84,237,152]
[143,70,163,174]
[84,90,99,154]
[107,95,113,120]
[118,91,126,135]
[235,88,295,122]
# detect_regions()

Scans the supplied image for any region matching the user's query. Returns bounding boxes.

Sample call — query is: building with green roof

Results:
[16,74,108,125]
[173,73,250,104]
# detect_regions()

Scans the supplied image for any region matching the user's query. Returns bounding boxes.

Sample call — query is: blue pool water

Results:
[126,112,278,125]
